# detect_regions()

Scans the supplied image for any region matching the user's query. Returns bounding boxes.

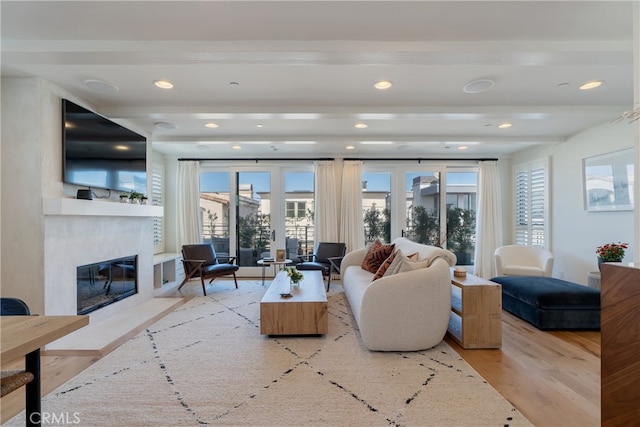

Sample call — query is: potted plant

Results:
[119,193,129,203]
[129,191,143,204]
[140,195,148,205]
[596,242,628,270]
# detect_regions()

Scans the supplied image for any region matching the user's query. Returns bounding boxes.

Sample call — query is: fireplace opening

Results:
[77,255,138,315]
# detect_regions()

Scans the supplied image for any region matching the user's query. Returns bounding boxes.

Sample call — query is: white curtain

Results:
[177,160,202,248]
[340,160,364,252]
[314,160,339,242]
[473,160,503,278]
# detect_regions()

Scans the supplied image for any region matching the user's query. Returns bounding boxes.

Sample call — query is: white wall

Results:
[512,121,635,285]
[1,76,157,320]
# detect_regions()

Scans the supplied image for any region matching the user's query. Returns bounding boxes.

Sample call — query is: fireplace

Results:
[77,255,138,315]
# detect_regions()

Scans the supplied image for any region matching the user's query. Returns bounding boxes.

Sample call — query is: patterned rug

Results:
[7,280,532,426]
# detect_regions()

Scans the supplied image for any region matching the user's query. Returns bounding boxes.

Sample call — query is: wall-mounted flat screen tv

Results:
[62,99,147,193]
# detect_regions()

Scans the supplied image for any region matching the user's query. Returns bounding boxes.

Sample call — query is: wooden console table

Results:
[1,315,89,426]
[447,270,502,349]
[601,263,640,426]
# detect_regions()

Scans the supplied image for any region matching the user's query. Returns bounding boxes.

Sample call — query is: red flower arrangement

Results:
[596,242,628,262]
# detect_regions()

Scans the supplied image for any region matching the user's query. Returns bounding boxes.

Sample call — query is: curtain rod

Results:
[178,157,496,162]
[342,157,498,162]
[178,157,335,162]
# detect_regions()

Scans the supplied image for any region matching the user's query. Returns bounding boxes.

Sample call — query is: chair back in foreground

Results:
[1,297,31,316]
[494,245,554,277]
[180,243,239,295]
[297,242,347,291]
[1,297,35,399]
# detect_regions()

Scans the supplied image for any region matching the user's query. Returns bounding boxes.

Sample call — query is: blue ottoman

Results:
[490,276,600,330]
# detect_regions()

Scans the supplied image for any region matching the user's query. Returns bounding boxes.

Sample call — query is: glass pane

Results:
[445,172,477,265]
[284,171,314,258]
[237,171,271,266]
[200,171,231,258]
[405,172,441,245]
[362,172,391,244]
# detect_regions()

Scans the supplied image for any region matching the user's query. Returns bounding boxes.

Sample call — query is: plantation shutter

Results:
[152,163,164,252]
[513,158,548,248]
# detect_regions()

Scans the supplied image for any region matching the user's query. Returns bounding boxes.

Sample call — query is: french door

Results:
[363,164,478,266]
[200,163,314,277]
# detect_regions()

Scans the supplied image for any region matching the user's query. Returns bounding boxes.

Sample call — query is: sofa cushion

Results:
[396,256,432,273]
[372,250,397,280]
[383,250,418,277]
[361,240,395,273]
[391,237,457,267]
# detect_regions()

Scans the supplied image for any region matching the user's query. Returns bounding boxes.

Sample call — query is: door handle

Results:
[271,230,276,240]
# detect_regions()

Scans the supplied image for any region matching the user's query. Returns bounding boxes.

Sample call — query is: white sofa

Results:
[340,237,457,351]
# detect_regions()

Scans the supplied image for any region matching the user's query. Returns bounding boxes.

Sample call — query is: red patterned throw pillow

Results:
[372,250,397,280]
[361,240,395,274]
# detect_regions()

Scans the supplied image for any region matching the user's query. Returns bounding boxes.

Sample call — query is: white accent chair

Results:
[494,245,554,277]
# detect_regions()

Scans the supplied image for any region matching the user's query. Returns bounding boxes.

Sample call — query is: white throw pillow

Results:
[384,249,419,277]
[396,256,432,273]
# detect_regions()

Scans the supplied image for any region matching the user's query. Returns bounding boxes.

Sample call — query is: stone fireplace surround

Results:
[43,198,162,325]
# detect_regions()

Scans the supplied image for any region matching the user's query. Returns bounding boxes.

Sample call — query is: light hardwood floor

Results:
[2,280,600,426]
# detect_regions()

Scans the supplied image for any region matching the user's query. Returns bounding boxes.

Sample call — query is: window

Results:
[286,201,307,218]
[151,163,164,253]
[514,158,548,247]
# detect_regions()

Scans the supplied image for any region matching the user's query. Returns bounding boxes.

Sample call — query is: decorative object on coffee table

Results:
[284,266,303,290]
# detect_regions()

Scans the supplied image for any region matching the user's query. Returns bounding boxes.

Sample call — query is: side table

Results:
[587,271,601,290]
[257,259,292,286]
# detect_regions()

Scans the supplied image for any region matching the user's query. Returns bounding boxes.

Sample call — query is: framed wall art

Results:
[583,148,634,212]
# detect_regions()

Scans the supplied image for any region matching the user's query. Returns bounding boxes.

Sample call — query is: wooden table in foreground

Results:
[260,270,328,336]
[447,270,502,349]
[1,315,89,427]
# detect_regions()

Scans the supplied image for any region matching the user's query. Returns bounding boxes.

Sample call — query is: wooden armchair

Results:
[297,242,346,291]
[179,244,239,295]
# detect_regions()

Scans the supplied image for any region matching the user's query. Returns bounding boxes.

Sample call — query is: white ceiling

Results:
[1,1,636,159]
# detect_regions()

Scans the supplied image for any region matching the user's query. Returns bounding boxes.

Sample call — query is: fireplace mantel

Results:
[43,197,163,217]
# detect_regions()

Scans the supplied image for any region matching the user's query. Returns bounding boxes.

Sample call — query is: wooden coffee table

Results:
[260,270,328,336]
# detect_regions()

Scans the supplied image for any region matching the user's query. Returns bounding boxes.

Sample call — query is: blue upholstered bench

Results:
[490,276,600,330]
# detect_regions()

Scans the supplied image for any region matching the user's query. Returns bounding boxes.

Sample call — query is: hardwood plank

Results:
[446,310,600,427]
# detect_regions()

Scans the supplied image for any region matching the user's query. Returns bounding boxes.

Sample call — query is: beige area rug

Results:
[7,281,532,427]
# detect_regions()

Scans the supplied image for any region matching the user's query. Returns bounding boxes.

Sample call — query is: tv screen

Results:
[62,99,147,193]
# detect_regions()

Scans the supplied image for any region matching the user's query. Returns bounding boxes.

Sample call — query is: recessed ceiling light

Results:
[154,122,177,130]
[354,123,368,129]
[256,124,264,128]
[345,145,355,150]
[84,79,119,93]
[463,79,495,94]
[580,80,603,90]
[114,145,130,151]
[205,122,219,128]
[153,80,174,89]
[374,80,393,90]
[498,123,512,129]
[457,146,469,150]
[232,144,242,150]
